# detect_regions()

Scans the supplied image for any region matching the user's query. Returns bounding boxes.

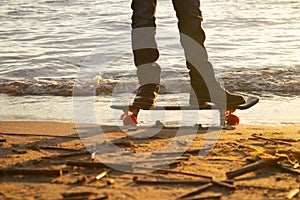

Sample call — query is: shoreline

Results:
[1,94,300,126]
[0,121,300,199]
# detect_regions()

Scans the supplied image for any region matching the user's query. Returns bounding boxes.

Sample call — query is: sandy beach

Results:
[0,121,299,200]
[1,0,299,199]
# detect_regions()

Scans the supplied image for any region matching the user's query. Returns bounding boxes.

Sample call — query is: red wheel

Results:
[120,114,137,126]
[225,113,239,125]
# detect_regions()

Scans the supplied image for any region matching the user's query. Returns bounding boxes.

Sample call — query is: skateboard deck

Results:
[111,97,259,111]
[111,97,259,127]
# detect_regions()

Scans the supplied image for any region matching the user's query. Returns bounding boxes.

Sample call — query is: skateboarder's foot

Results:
[133,83,160,109]
[190,88,245,108]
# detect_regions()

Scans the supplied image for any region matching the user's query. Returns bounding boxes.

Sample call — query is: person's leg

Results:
[131,0,160,108]
[172,0,245,107]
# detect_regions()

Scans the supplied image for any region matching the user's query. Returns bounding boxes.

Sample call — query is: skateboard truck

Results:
[120,107,139,131]
[225,110,240,126]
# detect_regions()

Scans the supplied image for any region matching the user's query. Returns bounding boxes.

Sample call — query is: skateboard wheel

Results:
[225,113,239,125]
[120,114,137,126]
[120,113,126,120]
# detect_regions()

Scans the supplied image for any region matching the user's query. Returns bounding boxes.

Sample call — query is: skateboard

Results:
[111,96,259,127]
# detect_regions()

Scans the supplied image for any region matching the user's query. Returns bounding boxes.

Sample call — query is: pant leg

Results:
[172,0,225,105]
[172,0,206,48]
[172,0,209,81]
[131,0,161,85]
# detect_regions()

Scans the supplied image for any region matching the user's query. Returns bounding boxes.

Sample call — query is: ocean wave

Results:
[0,78,116,96]
[221,68,300,96]
[0,68,299,97]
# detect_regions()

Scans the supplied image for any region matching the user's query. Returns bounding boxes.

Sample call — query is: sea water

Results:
[0,0,299,125]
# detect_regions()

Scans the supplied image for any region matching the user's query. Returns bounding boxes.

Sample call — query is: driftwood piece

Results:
[155,169,212,180]
[236,184,288,191]
[287,188,300,199]
[181,194,222,199]
[271,137,299,143]
[0,132,78,138]
[11,148,27,154]
[66,160,133,171]
[95,170,109,180]
[251,134,292,146]
[246,157,259,163]
[212,180,236,190]
[278,164,300,175]
[55,151,89,158]
[226,158,279,179]
[178,182,214,199]
[88,170,110,184]
[113,141,136,147]
[0,168,68,176]
[43,151,89,160]
[153,161,182,168]
[133,177,210,185]
[152,148,208,156]
[134,157,189,163]
[134,166,213,180]
[61,191,97,198]
[38,146,82,151]
[107,178,115,185]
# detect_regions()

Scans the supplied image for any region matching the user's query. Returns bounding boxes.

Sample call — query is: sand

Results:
[0,121,300,200]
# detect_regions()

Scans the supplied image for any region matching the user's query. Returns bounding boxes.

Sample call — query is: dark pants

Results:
[131,0,206,67]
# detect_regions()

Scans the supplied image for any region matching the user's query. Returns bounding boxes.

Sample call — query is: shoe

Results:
[188,62,245,108]
[190,87,245,107]
[132,83,160,109]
